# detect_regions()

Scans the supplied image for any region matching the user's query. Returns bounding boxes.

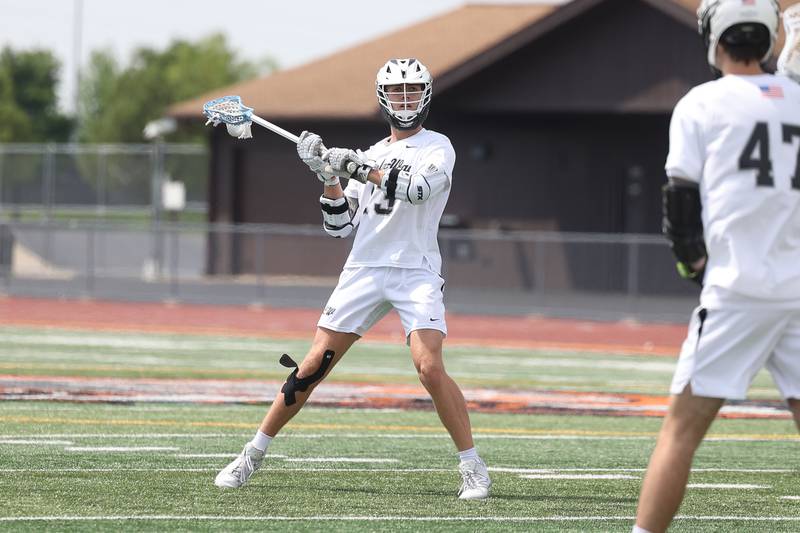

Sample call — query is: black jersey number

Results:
[783,124,800,190]
[374,196,395,215]
[739,122,800,190]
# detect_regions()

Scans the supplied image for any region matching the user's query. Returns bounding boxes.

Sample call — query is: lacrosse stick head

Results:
[202,95,254,139]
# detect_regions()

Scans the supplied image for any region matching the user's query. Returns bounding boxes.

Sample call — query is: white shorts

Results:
[318,266,447,342]
[671,306,800,400]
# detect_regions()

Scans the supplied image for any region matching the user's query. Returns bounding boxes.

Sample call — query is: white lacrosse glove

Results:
[779,4,800,83]
[316,170,340,187]
[324,148,364,171]
[324,148,373,183]
[297,131,327,173]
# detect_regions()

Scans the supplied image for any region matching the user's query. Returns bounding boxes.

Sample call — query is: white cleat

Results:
[458,458,492,500]
[214,443,265,488]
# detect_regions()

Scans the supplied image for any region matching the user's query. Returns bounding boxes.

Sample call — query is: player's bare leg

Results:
[788,398,800,432]
[410,329,473,449]
[215,327,357,488]
[635,386,723,533]
[409,328,490,499]
[260,327,359,436]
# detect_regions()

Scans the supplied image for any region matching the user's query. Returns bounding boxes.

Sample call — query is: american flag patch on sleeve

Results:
[760,85,784,98]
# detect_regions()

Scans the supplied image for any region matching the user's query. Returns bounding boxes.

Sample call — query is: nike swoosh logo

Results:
[429,318,440,322]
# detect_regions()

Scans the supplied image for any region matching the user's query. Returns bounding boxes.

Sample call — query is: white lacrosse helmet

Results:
[376,58,433,130]
[697,0,780,69]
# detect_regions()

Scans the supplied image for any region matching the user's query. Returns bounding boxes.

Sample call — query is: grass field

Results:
[1,324,799,531]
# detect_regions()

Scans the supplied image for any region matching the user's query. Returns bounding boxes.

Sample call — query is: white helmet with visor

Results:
[376,58,433,130]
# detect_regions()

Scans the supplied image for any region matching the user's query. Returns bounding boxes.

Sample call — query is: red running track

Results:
[0,296,687,356]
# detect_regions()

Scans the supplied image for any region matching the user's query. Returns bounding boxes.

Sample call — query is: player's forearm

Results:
[323,182,345,200]
[365,168,384,187]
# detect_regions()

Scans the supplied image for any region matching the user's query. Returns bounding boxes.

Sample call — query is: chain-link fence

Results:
[0,143,208,219]
[0,144,698,320]
[0,220,698,321]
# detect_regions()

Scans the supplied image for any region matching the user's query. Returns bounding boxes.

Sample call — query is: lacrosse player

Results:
[634,1,800,531]
[215,58,491,500]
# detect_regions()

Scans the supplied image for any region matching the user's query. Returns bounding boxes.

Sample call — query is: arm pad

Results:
[662,182,707,266]
[320,196,354,238]
[379,168,431,204]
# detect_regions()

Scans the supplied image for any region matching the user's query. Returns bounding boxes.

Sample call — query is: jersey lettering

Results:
[382,158,412,173]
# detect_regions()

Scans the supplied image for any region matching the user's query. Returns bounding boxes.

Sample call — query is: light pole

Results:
[72,0,84,134]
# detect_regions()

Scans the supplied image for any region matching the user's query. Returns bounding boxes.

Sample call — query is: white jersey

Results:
[666,74,800,308]
[342,128,455,274]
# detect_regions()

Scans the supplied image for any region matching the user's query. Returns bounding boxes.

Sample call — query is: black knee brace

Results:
[279,350,335,406]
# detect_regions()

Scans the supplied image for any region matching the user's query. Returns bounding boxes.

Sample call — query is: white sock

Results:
[458,447,479,462]
[250,430,272,452]
[632,526,653,533]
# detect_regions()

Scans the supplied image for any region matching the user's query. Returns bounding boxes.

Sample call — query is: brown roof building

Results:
[170,0,797,284]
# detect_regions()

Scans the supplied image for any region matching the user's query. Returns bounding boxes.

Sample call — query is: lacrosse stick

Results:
[202,95,357,175]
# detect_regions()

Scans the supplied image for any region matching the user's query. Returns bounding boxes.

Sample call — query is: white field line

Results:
[0,466,794,476]
[491,467,796,474]
[64,446,179,452]
[1,432,797,443]
[0,350,284,371]
[283,433,798,443]
[687,484,771,489]
[781,496,800,500]
[476,435,654,441]
[176,453,287,459]
[0,434,239,439]
[279,433,798,442]
[704,436,797,442]
[0,332,289,353]
[0,468,218,473]
[0,468,450,473]
[174,453,237,458]
[461,355,676,373]
[282,458,399,463]
[691,468,794,473]
[520,474,638,480]
[2,515,800,523]
[0,439,73,445]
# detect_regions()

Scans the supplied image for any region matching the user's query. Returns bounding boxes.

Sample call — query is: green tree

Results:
[78,33,272,143]
[0,47,73,142]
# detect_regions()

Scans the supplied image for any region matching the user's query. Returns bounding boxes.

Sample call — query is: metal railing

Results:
[0,220,697,319]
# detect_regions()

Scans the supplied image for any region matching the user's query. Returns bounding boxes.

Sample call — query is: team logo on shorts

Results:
[323,306,336,316]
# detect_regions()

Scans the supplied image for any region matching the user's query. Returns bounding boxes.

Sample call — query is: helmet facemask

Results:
[375,58,433,130]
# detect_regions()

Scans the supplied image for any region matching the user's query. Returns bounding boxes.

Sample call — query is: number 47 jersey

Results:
[666,73,800,307]
[341,128,455,275]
